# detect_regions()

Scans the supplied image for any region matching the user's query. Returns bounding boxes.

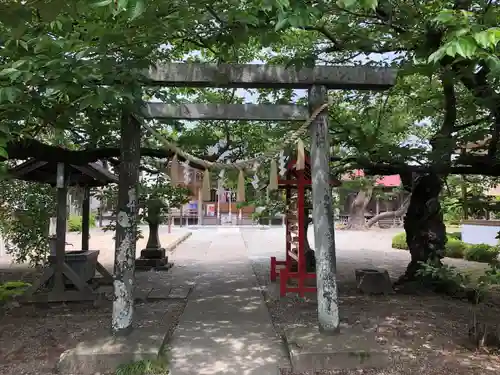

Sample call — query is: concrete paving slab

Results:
[284,325,389,372]
[166,230,288,375]
[147,286,172,300]
[168,285,192,299]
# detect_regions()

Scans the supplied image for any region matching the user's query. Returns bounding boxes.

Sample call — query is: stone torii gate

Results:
[113,62,396,335]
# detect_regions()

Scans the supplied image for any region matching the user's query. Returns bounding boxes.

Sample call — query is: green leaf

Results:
[361,0,378,10]
[18,40,28,50]
[129,0,145,20]
[428,46,447,63]
[0,67,18,77]
[275,16,288,32]
[0,147,7,159]
[336,0,357,8]
[91,0,113,7]
[12,60,25,69]
[445,42,458,57]
[454,37,477,59]
[474,31,492,48]
[117,0,129,12]
[1,87,21,103]
[433,10,455,24]
[487,27,500,46]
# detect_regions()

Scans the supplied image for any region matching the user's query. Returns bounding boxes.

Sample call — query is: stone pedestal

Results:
[355,268,394,295]
[135,200,170,271]
[284,325,389,372]
[135,250,169,270]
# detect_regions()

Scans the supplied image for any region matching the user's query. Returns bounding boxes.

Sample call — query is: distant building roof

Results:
[342,169,401,187]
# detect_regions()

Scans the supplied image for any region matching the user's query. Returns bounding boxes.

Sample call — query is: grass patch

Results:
[446,225,461,233]
[115,358,169,375]
[392,232,468,259]
[464,244,500,263]
[115,340,170,375]
[0,281,31,301]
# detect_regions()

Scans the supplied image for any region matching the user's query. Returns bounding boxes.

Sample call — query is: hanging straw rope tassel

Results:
[202,169,211,201]
[237,169,246,202]
[296,139,305,170]
[142,102,329,172]
[268,159,278,191]
[170,154,180,185]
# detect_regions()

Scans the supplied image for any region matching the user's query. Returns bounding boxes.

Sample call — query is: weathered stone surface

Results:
[140,248,166,259]
[57,329,165,375]
[284,326,389,372]
[168,285,192,299]
[145,63,396,90]
[133,287,152,301]
[165,232,193,252]
[143,103,309,121]
[147,287,172,300]
[309,85,339,333]
[135,257,168,270]
[355,268,394,295]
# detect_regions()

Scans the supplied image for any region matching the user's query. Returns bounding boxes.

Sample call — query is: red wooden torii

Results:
[270,151,340,297]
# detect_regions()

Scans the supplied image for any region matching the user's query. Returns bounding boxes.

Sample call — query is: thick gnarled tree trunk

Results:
[366,195,411,228]
[346,187,373,230]
[396,173,447,284]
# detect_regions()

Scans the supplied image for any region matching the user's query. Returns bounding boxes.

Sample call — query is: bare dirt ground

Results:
[244,228,500,375]
[2,226,500,375]
[0,226,189,375]
[0,299,185,375]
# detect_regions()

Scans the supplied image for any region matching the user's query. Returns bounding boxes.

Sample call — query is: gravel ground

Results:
[242,228,500,375]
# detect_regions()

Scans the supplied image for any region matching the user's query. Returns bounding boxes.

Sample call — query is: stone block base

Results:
[355,268,394,295]
[284,325,389,372]
[57,329,166,375]
[140,247,166,259]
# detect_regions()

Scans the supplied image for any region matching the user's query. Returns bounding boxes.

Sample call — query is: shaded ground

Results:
[2,226,499,375]
[243,227,500,375]
[0,226,189,375]
[0,299,185,375]
[165,228,287,375]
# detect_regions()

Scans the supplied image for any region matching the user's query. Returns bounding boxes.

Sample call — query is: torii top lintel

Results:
[145,63,396,91]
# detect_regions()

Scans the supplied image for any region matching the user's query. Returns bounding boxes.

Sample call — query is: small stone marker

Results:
[133,287,152,301]
[284,325,389,372]
[355,268,394,295]
[147,287,172,300]
[168,285,192,299]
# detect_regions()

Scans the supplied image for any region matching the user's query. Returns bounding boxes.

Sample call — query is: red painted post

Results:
[280,268,288,296]
[297,169,306,297]
[285,185,292,272]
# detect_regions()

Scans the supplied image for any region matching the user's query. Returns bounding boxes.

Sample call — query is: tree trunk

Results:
[111,111,141,335]
[396,173,447,284]
[346,187,373,230]
[366,195,411,228]
[461,176,468,220]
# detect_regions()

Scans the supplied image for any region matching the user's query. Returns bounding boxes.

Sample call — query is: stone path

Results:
[167,228,288,375]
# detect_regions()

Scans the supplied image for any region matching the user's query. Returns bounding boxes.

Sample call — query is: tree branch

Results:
[304,25,408,54]
[3,138,208,170]
[453,116,491,131]
[429,69,457,165]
